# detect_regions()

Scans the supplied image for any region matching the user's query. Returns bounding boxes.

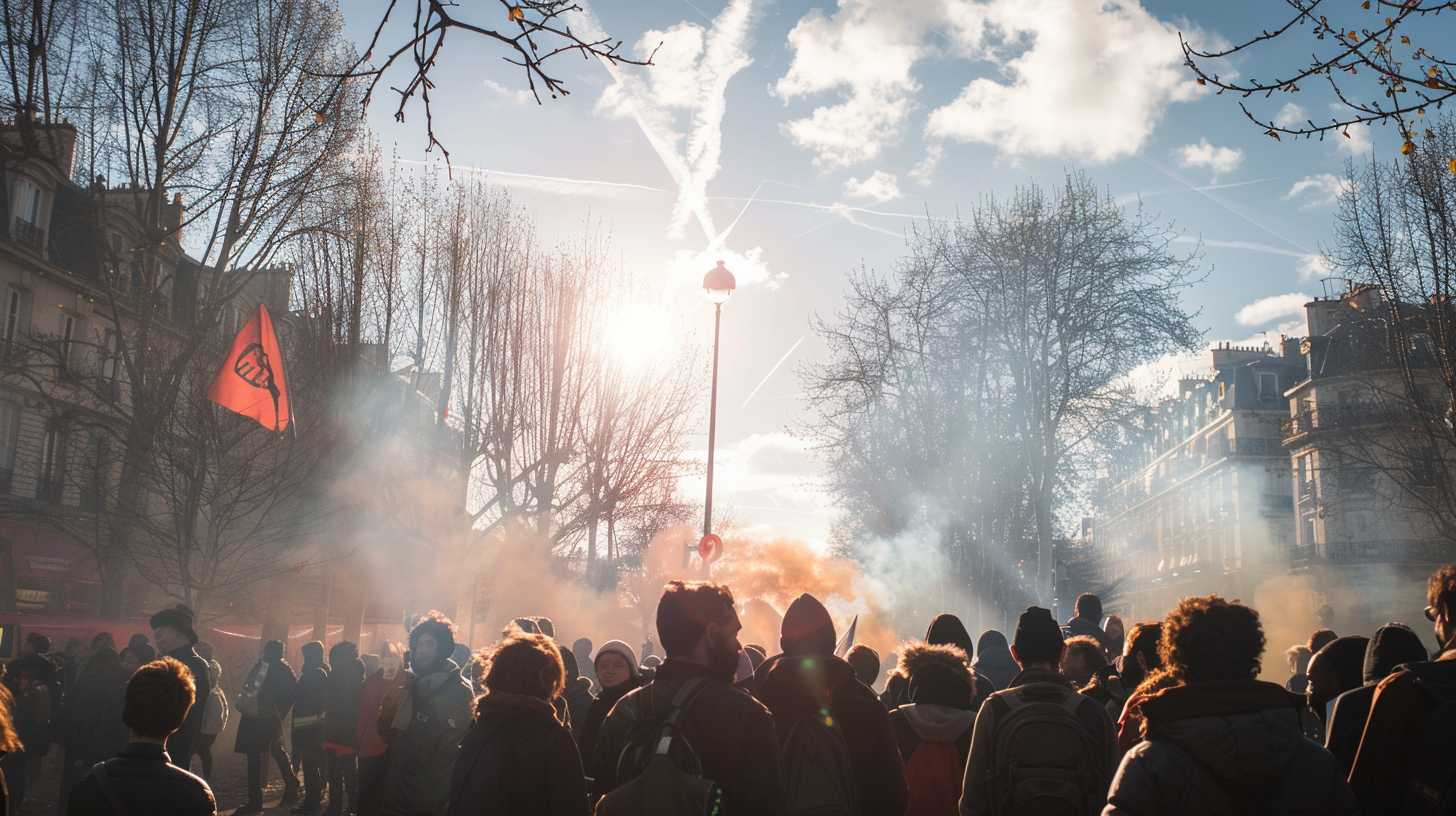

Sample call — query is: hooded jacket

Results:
[325,652,366,749]
[754,651,908,816]
[1324,623,1428,775]
[1308,635,1370,724]
[971,631,1018,692]
[1103,681,1359,816]
[378,658,474,816]
[1347,648,1456,814]
[444,693,587,816]
[888,643,977,767]
[884,614,985,709]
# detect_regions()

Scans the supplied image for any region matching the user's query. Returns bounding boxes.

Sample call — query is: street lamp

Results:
[696,260,736,567]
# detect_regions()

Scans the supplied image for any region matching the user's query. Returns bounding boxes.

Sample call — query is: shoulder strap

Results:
[653,677,705,755]
[89,760,130,816]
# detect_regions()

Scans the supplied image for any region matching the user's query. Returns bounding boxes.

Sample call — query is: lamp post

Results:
[695,260,736,568]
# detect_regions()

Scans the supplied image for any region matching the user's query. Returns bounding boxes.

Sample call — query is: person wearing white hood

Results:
[889,642,978,816]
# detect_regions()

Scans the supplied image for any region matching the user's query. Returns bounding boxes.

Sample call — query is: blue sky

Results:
[337,0,1404,544]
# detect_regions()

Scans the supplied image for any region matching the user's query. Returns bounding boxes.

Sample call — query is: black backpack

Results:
[1402,660,1456,816]
[779,714,857,816]
[596,678,722,816]
[988,682,1103,816]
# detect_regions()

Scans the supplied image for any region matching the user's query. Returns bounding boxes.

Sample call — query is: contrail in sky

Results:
[1142,158,1313,255]
[393,158,666,197]
[742,335,806,410]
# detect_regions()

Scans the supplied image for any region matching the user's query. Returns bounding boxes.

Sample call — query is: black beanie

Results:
[150,604,200,645]
[781,593,836,656]
[1362,623,1428,684]
[1013,606,1064,665]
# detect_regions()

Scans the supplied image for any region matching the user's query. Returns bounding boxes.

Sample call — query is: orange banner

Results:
[207,304,291,431]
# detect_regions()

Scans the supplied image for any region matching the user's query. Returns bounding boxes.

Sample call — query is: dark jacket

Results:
[444,693,587,816]
[165,644,212,768]
[1103,681,1358,816]
[971,631,1018,693]
[578,677,644,766]
[62,652,130,766]
[883,616,979,710]
[377,659,474,816]
[1064,616,1109,652]
[1324,623,1429,777]
[1348,650,1456,814]
[959,667,1116,816]
[561,677,593,744]
[592,658,784,815]
[891,642,977,767]
[234,658,297,754]
[66,741,216,816]
[325,656,364,749]
[294,661,330,728]
[754,652,908,816]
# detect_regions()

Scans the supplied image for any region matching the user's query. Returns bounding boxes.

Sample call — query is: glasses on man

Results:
[1427,605,1440,623]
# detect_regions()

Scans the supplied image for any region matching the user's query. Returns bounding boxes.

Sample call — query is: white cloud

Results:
[776,0,1206,168]
[1283,173,1350,208]
[1298,253,1333,280]
[481,79,536,105]
[1274,102,1307,128]
[1337,121,1372,156]
[1176,139,1244,177]
[1236,292,1311,327]
[909,144,943,186]
[843,170,901,203]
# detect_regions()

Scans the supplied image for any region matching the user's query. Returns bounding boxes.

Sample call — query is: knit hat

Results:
[1362,623,1429,684]
[781,593,836,656]
[1013,606,1064,665]
[594,640,640,678]
[149,604,200,645]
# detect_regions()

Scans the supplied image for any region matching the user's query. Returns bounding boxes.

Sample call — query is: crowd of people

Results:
[0,564,1451,815]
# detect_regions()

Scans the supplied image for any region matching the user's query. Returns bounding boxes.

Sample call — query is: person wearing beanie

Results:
[752,593,907,816]
[888,643,978,815]
[578,640,643,763]
[150,604,211,775]
[378,611,472,816]
[234,640,299,814]
[960,606,1116,816]
[1324,623,1428,775]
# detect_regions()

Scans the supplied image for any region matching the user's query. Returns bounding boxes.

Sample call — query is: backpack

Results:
[236,662,267,719]
[989,683,1102,816]
[903,740,962,816]
[595,678,722,816]
[779,715,858,816]
[1402,660,1456,816]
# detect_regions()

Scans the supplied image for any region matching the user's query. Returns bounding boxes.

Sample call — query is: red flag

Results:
[207,304,291,431]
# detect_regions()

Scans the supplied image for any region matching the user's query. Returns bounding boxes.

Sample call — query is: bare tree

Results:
[1182,1,1456,148]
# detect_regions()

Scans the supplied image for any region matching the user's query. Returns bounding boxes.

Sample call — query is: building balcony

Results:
[1282,405,1413,442]
[9,218,44,253]
[1320,538,1456,564]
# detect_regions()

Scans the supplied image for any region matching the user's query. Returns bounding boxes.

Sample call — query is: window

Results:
[38,422,66,504]
[0,401,17,494]
[1412,448,1440,488]
[57,313,76,375]
[1,288,19,349]
[13,177,40,225]
[97,326,118,399]
[80,434,108,512]
[1258,372,1279,399]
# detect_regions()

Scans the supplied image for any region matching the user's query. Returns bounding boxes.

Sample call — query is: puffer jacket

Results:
[377,660,474,816]
[1102,681,1358,816]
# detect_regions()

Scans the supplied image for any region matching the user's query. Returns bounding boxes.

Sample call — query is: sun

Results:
[603,303,672,374]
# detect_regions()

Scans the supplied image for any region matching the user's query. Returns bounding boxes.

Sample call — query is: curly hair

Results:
[1160,595,1265,684]
[1429,564,1456,618]
[1064,635,1107,672]
[484,629,565,702]
[409,610,457,657]
[124,657,196,739]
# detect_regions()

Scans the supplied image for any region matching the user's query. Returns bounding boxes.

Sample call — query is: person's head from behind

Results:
[1363,622,1427,685]
[301,640,324,668]
[484,629,565,703]
[1062,635,1107,686]
[261,639,284,664]
[124,657,195,743]
[1308,628,1338,655]
[1103,615,1126,644]
[1012,606,1065,671]
[1285,644,1311,677]
[1426,564,1456,652]
[1121,622,1163,690]
[1074,593,1103,624]
[1307,635,1370,722]
[410,611,457,673]
[657,580,740,678]
[1161,595,1264,684]
[329,641,359,673]
[91,632,115,655]
[23,632,50,656]
[846,645,881,687]
[780,593,836,657]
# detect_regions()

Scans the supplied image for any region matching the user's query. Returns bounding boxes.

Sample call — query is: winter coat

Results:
[66,741,216,816]
[970,639,1018,694]
[890,642,977,766]
[234,658,297,754]
[443,693,588,816]
[294,661,329,728]
[61,654,130,767]
[357,670,406,759]
[561,677,593,744]
[1102,680,1358,816]
[1347,650,1456,814]
[324,656,364,750]
[891,704,974,770]
[591,658,784,815]
[1325,622,1430,777]
[1065,616,1110,652]
[165,644,212,767]
[377,660,474,816]
[201,660,228,737]
[960,667,1117,816]
[577,676,644,766]
[754,652,908,816]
